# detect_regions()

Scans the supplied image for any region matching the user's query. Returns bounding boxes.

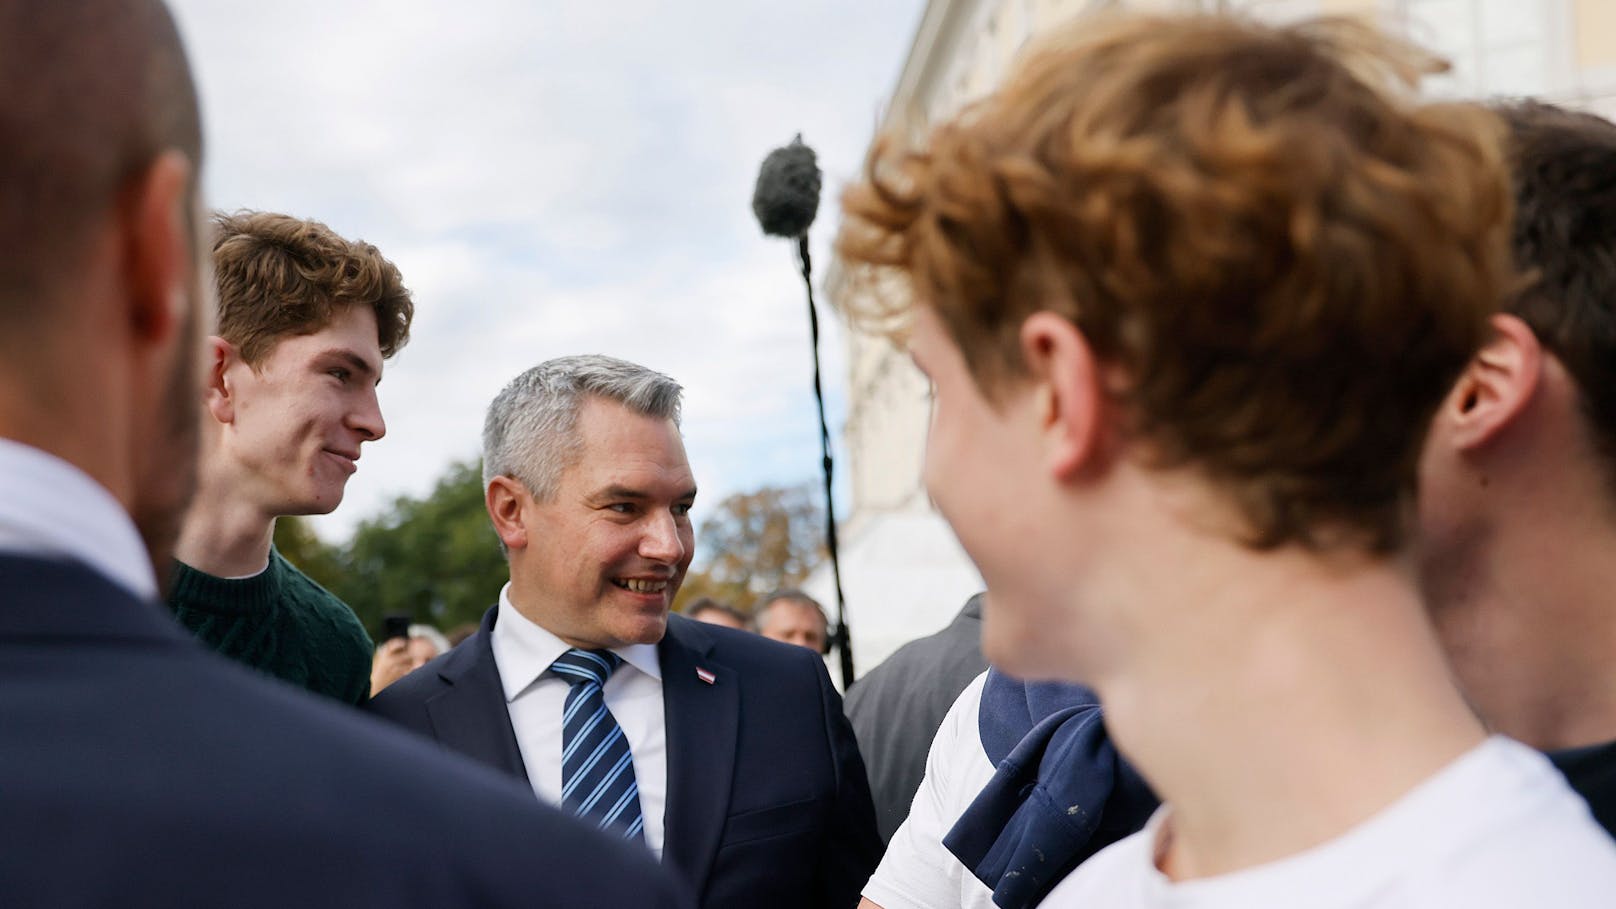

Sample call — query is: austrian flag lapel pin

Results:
[696,667,717,686]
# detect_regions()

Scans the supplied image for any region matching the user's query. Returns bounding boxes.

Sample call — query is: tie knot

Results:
[551,648,622,689]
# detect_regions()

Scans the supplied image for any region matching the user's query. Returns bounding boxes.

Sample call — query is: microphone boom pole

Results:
[752,135,856,688]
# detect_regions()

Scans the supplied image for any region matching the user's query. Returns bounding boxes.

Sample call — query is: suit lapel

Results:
[425,606,530,783]
[659,615,738,892]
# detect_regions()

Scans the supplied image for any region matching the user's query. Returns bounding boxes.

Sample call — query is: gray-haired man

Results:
[369,355,882,909]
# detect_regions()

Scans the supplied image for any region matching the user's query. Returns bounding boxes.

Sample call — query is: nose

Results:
[640,510,686,564]
[350,385,386,442]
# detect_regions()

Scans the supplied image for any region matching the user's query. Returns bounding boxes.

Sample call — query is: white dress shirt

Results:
[490,582,668,859]
[0,438,157,600]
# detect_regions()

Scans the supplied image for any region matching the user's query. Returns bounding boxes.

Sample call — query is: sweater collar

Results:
[169,548,285,616]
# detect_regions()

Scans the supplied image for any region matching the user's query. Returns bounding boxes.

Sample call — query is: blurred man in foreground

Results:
[839,12,1616,907]
[0,3,687,906]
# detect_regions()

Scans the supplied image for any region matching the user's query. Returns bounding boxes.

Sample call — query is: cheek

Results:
[922,396,997,532]
[921,407,960,510]
[599,528,649,572]
[679,525,696,566]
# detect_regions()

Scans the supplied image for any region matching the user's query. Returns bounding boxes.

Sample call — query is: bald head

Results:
[0,0,205,586]
[0,0,202,327]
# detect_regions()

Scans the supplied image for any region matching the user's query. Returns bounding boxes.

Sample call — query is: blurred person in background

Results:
[843,593,988,845]
[755,589,829,654]
[685,596,749,630]
[371,623,453,696]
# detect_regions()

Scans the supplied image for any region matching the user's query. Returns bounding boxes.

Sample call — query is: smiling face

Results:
[219,303,385,516]
[505,396,697,650]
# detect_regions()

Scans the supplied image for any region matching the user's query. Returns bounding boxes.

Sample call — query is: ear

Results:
[486,475,531,551]
[1019,311,1105,481]
[121,150,194,348]
[203,336,239,424]
[1435,313,1542,451]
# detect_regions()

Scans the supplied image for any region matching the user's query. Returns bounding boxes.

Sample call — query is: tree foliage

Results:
[272,515,343,587]
[675,482,825,616]
[334,459,506,636]
[272,460,504,639]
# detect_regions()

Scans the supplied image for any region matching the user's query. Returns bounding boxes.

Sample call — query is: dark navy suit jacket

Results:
[368,608,883,909]
[0,554,689,909]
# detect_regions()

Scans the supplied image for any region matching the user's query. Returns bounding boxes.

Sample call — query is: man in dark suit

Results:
[0,4,688,906]
[369,355,883,908]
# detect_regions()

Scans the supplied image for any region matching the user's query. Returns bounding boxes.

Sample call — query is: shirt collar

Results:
[493,582,662,703]
[0,438,157,600]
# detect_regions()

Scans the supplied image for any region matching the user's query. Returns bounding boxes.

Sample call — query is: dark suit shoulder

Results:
[0,569,688,909]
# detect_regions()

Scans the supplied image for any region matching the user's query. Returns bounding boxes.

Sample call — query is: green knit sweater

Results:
[168,548,374,705]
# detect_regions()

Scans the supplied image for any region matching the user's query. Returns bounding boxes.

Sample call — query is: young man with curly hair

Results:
[169,211,414,704]
[838,13,1616,907]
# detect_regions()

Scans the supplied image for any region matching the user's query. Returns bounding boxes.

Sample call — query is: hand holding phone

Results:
[382,614,411,644]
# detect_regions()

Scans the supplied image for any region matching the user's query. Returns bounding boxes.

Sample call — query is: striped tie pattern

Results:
[552,648,645,844]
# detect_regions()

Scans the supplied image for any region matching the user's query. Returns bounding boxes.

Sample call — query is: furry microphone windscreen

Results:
[751,134,822,238]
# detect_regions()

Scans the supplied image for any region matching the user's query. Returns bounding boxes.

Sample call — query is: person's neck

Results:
[1092,540,1485,881]
[1432,491,1616,752]
[0,351,133,511]
[174,466,274,578]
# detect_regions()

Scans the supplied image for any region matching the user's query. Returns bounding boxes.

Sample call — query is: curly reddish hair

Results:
[212,210,414,365]
[837,14,1515,553]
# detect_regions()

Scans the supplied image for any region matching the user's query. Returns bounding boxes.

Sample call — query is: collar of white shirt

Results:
[493,582,662,702]
[0,438,157,601]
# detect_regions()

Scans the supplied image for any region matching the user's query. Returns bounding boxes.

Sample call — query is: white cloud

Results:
[166,0,918,541]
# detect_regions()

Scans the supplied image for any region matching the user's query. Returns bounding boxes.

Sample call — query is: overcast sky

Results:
[166,0,926,544]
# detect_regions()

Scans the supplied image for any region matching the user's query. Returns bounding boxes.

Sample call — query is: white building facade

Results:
[815,0,1616,678]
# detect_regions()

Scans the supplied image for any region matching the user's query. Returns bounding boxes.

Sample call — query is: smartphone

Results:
[382,614,412,644]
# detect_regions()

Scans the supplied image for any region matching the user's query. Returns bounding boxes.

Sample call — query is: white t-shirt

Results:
[863,671,997,909]
[1045,736,1616,907]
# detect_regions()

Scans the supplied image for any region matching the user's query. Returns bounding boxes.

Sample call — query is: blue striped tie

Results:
[551,648,645,844]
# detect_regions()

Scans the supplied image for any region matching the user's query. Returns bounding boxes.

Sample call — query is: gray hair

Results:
[407,624,452,657]
[482,355,683,499]
[756,589,827,628]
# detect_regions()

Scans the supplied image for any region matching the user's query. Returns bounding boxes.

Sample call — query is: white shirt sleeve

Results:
[862,671,997,909]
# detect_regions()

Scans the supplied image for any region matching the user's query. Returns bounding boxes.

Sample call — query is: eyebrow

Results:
[317,348,382,384]
[596,484,699,502]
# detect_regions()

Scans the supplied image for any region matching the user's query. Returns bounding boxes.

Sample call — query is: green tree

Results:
[325,459,506,638]
[676,482,826,616]
[271,515,344,590]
